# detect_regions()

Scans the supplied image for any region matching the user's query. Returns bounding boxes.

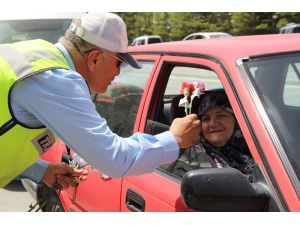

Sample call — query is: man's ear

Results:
[86,50,102,72]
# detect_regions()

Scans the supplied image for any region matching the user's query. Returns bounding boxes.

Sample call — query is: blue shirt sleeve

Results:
[19,160,49,183]
[11,69,179,178]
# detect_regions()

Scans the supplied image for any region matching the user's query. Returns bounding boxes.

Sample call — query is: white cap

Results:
[68,12,141,69]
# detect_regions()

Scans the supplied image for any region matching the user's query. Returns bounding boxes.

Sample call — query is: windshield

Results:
[244,53,300,180]
[0,19,72,44]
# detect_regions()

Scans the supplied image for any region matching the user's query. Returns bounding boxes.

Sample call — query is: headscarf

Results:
[197,89,233,118]
[197,89,255,182]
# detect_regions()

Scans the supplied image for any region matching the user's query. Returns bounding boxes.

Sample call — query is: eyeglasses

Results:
[101,49,125,68]
[83,48,125,68]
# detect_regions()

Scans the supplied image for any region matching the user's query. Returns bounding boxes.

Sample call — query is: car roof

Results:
[129,33,300,63]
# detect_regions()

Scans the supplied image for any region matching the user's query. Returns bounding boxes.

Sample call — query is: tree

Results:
[117,12,300,42]
[230,13,269,35]
[275,12,300,30]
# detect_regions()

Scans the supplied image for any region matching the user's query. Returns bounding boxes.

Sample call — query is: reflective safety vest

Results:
[0,39,71,188]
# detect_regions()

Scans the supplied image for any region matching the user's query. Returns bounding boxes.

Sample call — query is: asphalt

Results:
[0,180,35,212]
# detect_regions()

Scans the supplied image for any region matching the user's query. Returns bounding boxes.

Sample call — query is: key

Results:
[69,158,82,204]
[71,177,79,204]
[69,159,79,170]
[52,182,63,191]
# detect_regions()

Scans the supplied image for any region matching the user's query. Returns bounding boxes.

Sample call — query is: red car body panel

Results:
[121,174,188,212]
[62,169,122,212]
[40,141,64,162]
[129,34,300,61]
[36,34,300,211]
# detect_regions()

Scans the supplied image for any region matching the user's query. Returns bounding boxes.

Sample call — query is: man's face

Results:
[87,49,122,93]
[201,105,235,147]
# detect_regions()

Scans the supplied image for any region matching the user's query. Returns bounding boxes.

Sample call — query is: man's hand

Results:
[42,162,88,189]
[170,114,201,149]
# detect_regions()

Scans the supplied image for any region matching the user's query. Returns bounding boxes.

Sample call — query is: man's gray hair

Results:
[59,18,97,55]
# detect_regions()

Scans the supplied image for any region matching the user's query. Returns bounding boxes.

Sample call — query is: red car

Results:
[23,33,300,212]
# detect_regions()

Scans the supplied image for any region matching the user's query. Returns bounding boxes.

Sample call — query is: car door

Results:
[119,52,300,212]
[119,55,235,211]
[61,56,162,211]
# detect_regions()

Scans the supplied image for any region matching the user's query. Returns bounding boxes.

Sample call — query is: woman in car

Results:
[197,89,255,182]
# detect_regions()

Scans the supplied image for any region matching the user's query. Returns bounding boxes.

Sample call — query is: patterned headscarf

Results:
[197,89,233,119]
[196,89,255,182]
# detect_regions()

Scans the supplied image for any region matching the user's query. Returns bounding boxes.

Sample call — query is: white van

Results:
[130,35,163,46]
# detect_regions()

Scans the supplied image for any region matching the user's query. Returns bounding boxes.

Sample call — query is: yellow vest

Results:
[0,39,71,188]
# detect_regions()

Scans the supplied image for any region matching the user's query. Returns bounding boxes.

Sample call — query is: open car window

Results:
[145,63,227,179]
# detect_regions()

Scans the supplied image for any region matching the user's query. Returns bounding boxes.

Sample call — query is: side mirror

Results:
[181,168,268,211]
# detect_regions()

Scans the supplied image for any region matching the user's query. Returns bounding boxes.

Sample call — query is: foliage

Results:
[117,12,300,42]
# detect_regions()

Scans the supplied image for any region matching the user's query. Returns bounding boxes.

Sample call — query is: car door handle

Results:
[125,189,145,212]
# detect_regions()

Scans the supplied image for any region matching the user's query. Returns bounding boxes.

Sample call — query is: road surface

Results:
[0,180,35,212]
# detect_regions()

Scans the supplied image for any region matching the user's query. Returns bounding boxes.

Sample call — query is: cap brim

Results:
[119,53,142,69]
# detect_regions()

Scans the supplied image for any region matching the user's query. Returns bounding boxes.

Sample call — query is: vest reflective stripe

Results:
[0,40,71,188]
[0,42,68,79]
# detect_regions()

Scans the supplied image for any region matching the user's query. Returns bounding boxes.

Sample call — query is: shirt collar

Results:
[55,42,76,71]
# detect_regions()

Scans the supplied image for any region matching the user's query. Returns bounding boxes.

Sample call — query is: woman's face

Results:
[201,105,235,147]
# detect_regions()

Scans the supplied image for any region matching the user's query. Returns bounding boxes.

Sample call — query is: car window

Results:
[246,54,300,180]
[0,19,72,44]
[194,35,205,39]
[292,26,300,33]
[185,36,194,40]
[145,64,226,180]
[94,61,154,137]
[131,40,137,46]
[283,62,300,107]
[209,34,229,38]
[137,39,145,45]
[161,66,223,179]
[148,38,161,44]
[164,66,222,96]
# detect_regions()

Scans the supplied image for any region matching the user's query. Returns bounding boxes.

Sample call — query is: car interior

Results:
[144,63,253,179]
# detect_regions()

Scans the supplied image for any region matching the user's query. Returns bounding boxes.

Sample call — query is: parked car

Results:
[279,23,300,34]
[130,35,163,46]
[182,32,232,40]
[23,34,300,212]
